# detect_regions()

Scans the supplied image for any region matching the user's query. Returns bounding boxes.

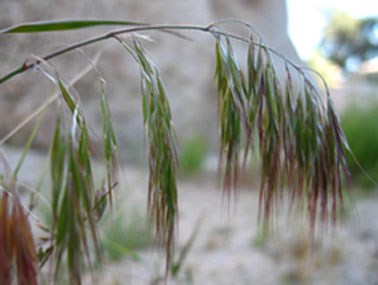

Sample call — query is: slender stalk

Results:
[0,24,209,84]
[208,28,326,94]
[0,21,326,92]
[0,49,104,145]
[0,66,25,84]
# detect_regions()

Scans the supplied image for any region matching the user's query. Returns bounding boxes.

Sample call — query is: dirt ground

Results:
[92,167,378,285]
[2,146,378,285]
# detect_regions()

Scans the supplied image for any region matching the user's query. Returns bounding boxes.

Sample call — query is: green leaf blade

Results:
[0,20,146,34]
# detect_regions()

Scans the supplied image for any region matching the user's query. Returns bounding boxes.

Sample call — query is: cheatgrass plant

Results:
[0,19,351,284]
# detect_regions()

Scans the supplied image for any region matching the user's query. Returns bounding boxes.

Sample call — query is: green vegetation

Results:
[341,100,378,189]
[100,210,153,261]
[179,135,208,175]
[319,11,378,72]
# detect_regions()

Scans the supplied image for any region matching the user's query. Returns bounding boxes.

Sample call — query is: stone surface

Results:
[0,0,300,161]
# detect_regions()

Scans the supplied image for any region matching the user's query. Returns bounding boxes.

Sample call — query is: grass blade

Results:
[0,20,146,34]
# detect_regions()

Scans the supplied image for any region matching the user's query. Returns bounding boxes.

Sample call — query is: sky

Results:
[287,0,378,60]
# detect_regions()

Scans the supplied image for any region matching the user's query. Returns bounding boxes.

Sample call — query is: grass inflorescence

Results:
[132,39,179,276]
[0,19,352,283]
[213,28,350,231]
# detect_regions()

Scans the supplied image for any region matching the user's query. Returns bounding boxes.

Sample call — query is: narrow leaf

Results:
[0,20,146,34]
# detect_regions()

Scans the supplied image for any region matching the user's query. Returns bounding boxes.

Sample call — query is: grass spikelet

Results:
[0,116,42,285]
[214,32,350,233]
[99,79,118,209]
[132,39,179,276]
[0,184,38,285]
[49,80,104,284]
[214,40,247,198]
[0,193,13,285]
[50,119,101,284]
[12,196,38,285]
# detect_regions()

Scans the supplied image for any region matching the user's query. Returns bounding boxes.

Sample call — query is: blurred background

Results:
[0,0,377,284]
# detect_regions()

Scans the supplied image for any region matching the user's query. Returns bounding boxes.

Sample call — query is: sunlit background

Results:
[288,0,378,60]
